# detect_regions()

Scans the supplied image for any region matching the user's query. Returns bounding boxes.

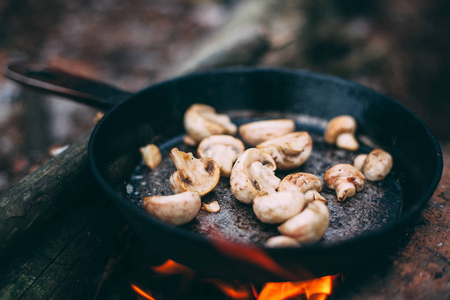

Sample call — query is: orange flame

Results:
[151,259,194,276]
[256,275,338,300]
[130,284,156,300]
[143,259,339,300]
[206,279,254,299]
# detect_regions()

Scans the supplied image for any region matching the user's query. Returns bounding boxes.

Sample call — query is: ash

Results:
[127,113,402,246]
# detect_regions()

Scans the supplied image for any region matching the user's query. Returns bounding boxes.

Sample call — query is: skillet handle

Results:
[3,62,133,110]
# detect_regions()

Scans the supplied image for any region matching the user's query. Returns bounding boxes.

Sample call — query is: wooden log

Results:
[0,187,132,300]
[0,130,93,256]
[160,0,284,79]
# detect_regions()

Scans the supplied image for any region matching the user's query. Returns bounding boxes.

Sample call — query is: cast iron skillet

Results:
[5,63,443,283]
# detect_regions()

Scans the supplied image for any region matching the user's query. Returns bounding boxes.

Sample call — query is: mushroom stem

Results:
[248,162,281,195]
[305,190,327,204]
[336,133,359,151]
[336,181,356,202]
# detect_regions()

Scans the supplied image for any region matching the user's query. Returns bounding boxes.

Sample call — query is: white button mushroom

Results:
[197,135,245,177]
[143,191,201,226]
[278,172,326,204]
[253,191,307,224]
[323,163,366,202]
[239,119,295,146]
[324,115,359,151]
[184,104,237,143]
[139,144,162,170]
[353,148,393,181]
[169,148,220,196]
[265,235,300,248]
[230,148,281,204]
[256,132,313,170]
[277,200,330,243]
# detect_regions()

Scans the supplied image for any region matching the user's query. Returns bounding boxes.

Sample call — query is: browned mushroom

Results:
[324,115,359,151]
[278,172,326,203]
[239,119,295,146]
[354,149,393,181]
[230,148,280,204]
[143,191,201,226]
[256,132,313,170]
[323,163,366,201]
[253,191,307,224]
[277,200,330,243]
[169,148,220,196]
[184,104,237,143]
[139,144,162,169]
[197,135,245,177]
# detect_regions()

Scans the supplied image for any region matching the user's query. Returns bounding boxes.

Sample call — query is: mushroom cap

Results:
[143,191,201,226]
[197,135,245,177]
[239,119,295,146]
[253,191,307,224]
[323,163,366,192]
[169,148,220,196]
[256,132,313,170]
[361,148,393,181]
[278,172,326,204]
[230,148,280,204]
[277,200,330,243]
[184,103,237,143]
[324,115,357,144]
[278,172,322,193]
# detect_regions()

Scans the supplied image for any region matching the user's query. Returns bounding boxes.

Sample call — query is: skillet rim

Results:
[88,66,443,254]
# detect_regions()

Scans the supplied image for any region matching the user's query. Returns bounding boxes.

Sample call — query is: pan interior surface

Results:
[124,110,403,246]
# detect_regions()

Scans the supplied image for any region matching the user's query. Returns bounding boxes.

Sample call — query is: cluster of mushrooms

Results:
[139,104,393,248]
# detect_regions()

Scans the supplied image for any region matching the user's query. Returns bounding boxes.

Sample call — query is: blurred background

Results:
[0,0,449,191]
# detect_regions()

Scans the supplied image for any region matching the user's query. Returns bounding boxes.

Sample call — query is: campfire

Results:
[130,259,341,300]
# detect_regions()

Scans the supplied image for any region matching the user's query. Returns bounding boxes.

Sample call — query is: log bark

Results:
[0,130,93,256]
[0,187,132,300]
[160,0,291,80]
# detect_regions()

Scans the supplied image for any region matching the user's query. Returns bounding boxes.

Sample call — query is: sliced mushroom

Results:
[323,163,366,202]
[324,115,359,151]
[139,144,162,169]
[239,119,295,146]
[354,149,393,181]
[143,191,201,226]
[184,104,237,143]
[265,235,300,248]
[202,201,221,213]
[230,148,280,204]
[256,132,313,170]
[197,135,245,177]
[277,200,330,243]
[253,191,307,224]
[169,148,220,196]
[278,172,326,204]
